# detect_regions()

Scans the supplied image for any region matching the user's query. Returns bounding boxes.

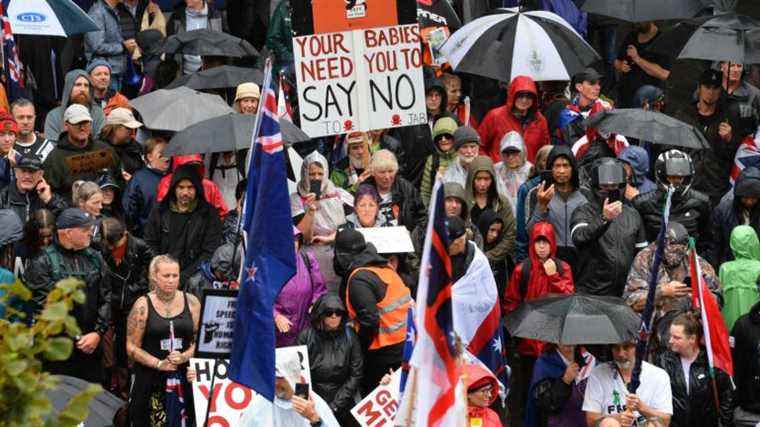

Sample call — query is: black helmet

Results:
[655,149,694,195]
[591,157,626,202]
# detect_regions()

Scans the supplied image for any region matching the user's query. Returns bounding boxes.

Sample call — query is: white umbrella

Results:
[441,8,599,82]
[7,0,98,37]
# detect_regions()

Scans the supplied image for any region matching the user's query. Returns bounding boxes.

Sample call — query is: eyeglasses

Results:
[324,310,343,318]
[434,135,453,143]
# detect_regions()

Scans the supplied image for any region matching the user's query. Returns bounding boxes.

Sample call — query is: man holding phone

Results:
[570,158,647,297]
[0,154,67,223]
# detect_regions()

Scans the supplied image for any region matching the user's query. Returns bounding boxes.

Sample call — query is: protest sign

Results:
[191,346,312,427]
[195,289,238,359]
[351,370,402,427]
[357,226,415,254]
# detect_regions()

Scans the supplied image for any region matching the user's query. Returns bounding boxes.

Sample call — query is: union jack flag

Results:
[730,131,760,184]
[0,3,24,101]
[257,77,284,154]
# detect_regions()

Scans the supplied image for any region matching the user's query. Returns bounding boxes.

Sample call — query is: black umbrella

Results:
[163,29,259,57]
[417,0,462,32]
[581,0,704,23]
[441,9,599,82]
[165,113,310,156]
[165,65,265,90]
[650,13,760,63]
[47,375,125,425]
[506,294,641,345]
[583,108,710,150]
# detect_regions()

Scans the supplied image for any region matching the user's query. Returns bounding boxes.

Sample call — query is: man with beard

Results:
[330,131,371,192]
[613,21,671,108]
[87,60,129,115]
[583,341,672,426]
[44,69,106,142]
[43,104,123,199]
[10,99,55,162]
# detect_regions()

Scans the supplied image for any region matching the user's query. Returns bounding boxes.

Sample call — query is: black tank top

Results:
[143,292,195,360]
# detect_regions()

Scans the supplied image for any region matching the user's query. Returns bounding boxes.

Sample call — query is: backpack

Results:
[518,257,564,300]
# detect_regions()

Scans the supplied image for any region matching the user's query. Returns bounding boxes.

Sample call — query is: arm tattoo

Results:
[126,298,160,368]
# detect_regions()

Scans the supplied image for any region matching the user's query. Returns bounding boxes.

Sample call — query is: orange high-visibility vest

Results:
[346,266,411,350]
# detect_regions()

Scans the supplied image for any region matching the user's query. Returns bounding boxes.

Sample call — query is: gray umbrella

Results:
[581,0,704,22]
[163,29,259,57]
[0,209,23,247]
[165,113,310,156]
[582,108,710,150]
[129,86,233,131]
[47,375,125,426]
[650,12,760,63]
[165,65,264,90]
[506,294,641,345]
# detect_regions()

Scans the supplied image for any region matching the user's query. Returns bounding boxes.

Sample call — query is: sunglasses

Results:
[324,310,344,318]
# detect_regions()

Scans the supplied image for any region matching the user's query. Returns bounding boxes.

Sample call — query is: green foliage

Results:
[0,278,102,426]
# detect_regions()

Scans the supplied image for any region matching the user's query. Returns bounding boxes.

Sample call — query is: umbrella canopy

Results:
[47,375,125,425]
[7,0,99,36]
[506,294,641,345]
[441,9,599,82]
[651,13,760,63]
[163,29,259,58]
[165,65,264,90]
[130,86,233,132]
[581,0,704,23]
[165,113,310,156]
[583,108,710,150]
[417,0,462,32]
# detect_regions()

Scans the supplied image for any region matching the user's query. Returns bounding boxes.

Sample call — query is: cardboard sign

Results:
[357,226,414,254]
[63,149,115,176]
[191,346,312,427]
[351,370,402,427]
[195,289,238,359]
[291,0,418,37]
[293,24,426,138]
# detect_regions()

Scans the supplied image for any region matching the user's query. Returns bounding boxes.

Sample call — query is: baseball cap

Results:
[573,67,603,84]
[234,82,261,103]
[699,69,722,88]
[346,131,367,145]
[106,108,143,129]
[56,208,97,229]
[446,215,467,241]
[0,111,17,134]
[16,155,43,171]
[63,104,92,124]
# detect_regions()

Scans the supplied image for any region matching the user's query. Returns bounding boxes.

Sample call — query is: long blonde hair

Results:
[148,254,179,290]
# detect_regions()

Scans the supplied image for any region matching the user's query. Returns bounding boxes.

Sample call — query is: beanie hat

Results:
[453,126,480,150]
[86,58,112,75]
[0,111,17,134]
[433,117,458,140]
[334,228,367,255]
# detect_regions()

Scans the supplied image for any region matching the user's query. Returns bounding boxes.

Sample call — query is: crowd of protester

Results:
[2,0,760,426]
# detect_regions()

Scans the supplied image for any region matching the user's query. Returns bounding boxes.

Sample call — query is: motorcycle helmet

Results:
[655,149,694,195]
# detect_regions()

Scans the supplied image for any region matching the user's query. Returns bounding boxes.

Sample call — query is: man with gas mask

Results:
[633,150,713,258]
[571,158,648,297]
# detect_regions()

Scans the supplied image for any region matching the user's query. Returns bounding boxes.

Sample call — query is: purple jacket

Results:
[274,249,326,347]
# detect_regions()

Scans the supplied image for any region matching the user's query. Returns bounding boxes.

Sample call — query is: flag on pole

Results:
[276,74,293,123]
[688,238,734,376]
[399,305,416,394]
[629,187,674,394]
[0,2,24,102]
[229,59,297,401]
[404,179,466,426]
[165,320,188,427]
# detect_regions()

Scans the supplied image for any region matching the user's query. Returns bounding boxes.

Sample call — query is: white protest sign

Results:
[293,24,427,138]
[356,226,415,254]
[351,369,402,427]
[196,290,238,358]
[191,345,312,427]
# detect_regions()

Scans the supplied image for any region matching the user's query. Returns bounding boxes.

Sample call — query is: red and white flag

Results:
[689,243,733,376]
[277,77,292,123]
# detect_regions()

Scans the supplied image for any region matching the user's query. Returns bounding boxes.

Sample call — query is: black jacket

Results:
[633,187,713,258]
[655,350,734,427]
[143,164,222,285]
[363,175,426,233]
[109,139,145,176]
[571,194,647,296]
[732,301,760,413]
[101,234,153,312]
[25,242,110,335]
[0,182,67,223]
[297,293,363,418]
[711,166,760,267]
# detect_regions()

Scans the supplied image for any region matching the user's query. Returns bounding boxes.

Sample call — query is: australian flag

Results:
[0,2,24,102]
[229,61,297,401]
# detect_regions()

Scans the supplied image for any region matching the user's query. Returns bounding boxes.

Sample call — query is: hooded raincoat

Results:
[275,228,326,347]
[719,225,760,331]
[504,222,574,357]
[711,166,760,267]
[494,131,533,214]
[617,145,656,195]
[43,69,107,141]
[463,362,503,427]
[465,156,516,265]
[156,154,228,217]
[478,75,550,164]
